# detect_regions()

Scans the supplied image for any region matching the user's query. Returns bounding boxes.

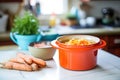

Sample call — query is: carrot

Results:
[0,52,47,71]
[17,52,46,68]
[17,53,32,64]
[3,62,32,71]
[12,62,32,71]
[31,63,39,71]
[3,62,13,69]
[9,57,25,64]
[31,57,46,68]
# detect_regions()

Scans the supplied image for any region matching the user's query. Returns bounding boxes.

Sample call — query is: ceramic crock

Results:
[51,35,106,70]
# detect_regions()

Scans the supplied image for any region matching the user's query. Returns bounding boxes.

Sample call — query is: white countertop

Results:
[0,48,120,80]
[55,26,120,35]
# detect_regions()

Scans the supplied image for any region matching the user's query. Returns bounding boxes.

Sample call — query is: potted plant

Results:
[10,11,41,50]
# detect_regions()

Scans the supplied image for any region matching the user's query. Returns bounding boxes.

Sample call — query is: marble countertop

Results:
[0,46,120,80]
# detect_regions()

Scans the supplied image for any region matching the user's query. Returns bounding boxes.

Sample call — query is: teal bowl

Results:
[41,34,59,41]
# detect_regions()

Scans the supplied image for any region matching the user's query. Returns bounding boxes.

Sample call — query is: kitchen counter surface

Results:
[0,27,120,42]
[56,26,120,35]
[0,46,120,80]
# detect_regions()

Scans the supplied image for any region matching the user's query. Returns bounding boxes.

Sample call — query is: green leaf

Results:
[11,11,40,35]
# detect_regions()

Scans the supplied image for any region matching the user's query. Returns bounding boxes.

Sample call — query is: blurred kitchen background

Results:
[0,0,120,31]
[0,0,120,57]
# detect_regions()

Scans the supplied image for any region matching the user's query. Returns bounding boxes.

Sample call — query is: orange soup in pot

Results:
[64,38,96,46]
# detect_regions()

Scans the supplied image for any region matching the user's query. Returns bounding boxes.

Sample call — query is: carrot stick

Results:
[17,52,46,68]
[31,63,39,71]
[17,53,32,65]
[0,52,47,71]
[12,62,32,71]
[3,62,32,71]
[31,57,46,68]
[4,62,13,69]
[9,57,25,64]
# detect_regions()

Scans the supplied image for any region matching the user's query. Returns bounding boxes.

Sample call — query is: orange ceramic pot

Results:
[51,35,106,70]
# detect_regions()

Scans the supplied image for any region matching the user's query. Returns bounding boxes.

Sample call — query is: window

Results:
[31,0,68,15]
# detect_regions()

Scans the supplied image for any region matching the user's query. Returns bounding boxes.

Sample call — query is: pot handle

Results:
[51,40,60,49]
[10,32,17,44]
[95,39,106,49]
[51,40,67,50]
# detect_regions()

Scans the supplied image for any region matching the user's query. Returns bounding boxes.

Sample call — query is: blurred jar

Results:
[66,14,78,26]
[101,7,115,25]
[70,6,86,21]
[79,17,96,27]
[49,13,56,27]
[86,17,96,27]
[35,1,41,16]
[79,19,86,27]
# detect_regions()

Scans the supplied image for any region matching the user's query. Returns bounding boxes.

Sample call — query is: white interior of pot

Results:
[57,35,100,44]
